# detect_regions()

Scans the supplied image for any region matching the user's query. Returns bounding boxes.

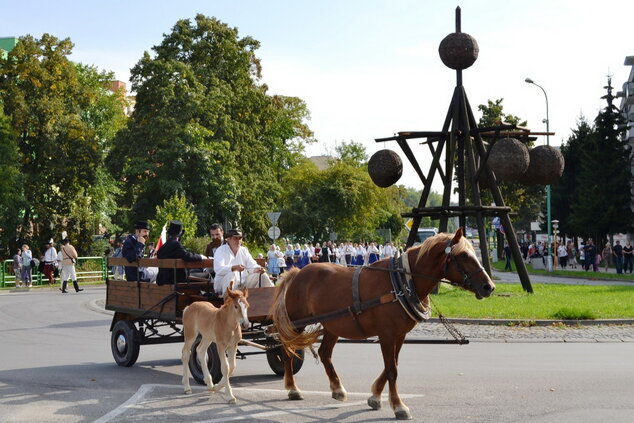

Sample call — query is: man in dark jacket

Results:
[156,220,206,285]
[122,220,157,282]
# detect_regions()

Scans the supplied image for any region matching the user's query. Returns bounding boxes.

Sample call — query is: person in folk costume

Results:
[59,238,83,293]
[327,241,337,263]
[366,241,380,264]
[319,241,331,263]
[42,239,58,286]
[266,244,281,277]
[284,244,294,270]
[312,242,321,263]
[213,228,274,296]
[156,220,206,285]
[299,244,311,268]
[355,242,366,266]
[293,243,301,266]
[275,245,286,275]
[337,243,346,265]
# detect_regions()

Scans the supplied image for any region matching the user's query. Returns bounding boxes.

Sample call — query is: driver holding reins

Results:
[213,228,274,296]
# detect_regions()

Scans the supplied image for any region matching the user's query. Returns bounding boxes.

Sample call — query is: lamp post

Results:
[551,219,559,270]
[525,77,552,267]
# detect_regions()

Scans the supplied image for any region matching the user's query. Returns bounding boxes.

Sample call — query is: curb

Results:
[428,317,634,326]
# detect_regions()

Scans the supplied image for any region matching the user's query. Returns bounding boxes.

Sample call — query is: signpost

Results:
[267,226,281,240]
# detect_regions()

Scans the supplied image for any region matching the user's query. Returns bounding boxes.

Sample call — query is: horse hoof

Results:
[184,388,192,395]
[288,390,304,400]
[228,397,237,404]
[367,397,381,410]
[332,390,347,401]
[395,409,412,420]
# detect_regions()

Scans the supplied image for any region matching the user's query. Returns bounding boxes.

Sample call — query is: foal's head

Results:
[225,283,250,329]
[417,228,495,299]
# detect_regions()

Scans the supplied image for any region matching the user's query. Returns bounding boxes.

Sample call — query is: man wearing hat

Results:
[156,220,206,285]
[59,238,83,293]
[122,220,158,282]
[42,238,58,286]
[213,228,274,296]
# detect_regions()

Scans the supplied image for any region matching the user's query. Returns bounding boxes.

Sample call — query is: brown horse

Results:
[270,228,495,420]
[181,284,250,403]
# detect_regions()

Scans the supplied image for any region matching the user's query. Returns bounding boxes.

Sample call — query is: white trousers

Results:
[60,264,77,281]
[215,271,273,296]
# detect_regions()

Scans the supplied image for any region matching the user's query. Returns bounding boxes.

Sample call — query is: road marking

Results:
[95,384,423,422]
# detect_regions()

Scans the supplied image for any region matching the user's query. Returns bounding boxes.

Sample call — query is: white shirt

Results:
[383,245,394,258]
[44,247,58,263]
[557,245,568,258]
[214,243,261,286]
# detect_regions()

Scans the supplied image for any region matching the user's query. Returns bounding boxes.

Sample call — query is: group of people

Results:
[263,241,398,277]
[11,238,82,293]
[118,220,274,297]
[520,238,634,273]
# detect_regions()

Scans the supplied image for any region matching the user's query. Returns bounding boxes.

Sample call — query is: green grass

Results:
[432,283,634,320]
[491,259,634,281]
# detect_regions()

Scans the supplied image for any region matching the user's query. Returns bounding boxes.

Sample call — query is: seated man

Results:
[156,220,206,285]
[122,220,158,282]
[213,228,274,296]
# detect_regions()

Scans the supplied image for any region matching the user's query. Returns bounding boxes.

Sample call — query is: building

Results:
[107,80,136,117]
[0,36,18,60]
[618,56,634,211]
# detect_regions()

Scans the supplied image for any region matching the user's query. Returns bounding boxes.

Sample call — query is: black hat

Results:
[226,228,243,238]
[62,238,70,245]
[134,220,150,230]
[167,220,184,237]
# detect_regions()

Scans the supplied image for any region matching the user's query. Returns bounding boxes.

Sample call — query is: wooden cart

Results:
[106,257,303,384]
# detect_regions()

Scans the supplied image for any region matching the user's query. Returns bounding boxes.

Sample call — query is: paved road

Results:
[2,286,634,422]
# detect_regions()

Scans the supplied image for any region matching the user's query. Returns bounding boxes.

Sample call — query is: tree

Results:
[148,193,199,243]
[335,141,368,167]
[107,15,313,244]
[0,105,23,251]
[550,115,592,237]
[0,34,127,253]
[477,99,545,232]
[568,78,633,239]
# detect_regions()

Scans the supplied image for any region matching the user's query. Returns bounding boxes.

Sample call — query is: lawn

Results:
[431,282,634,320]
[490,259,634,281]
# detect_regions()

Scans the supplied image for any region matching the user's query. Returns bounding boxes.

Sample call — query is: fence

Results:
[1,257,107,288]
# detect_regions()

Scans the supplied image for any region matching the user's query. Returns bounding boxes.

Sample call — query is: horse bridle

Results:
[441,239,486,291]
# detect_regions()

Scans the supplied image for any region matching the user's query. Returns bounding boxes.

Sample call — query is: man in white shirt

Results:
[42,239,58,286]
[383,242,395,259]
[213,228,274,296]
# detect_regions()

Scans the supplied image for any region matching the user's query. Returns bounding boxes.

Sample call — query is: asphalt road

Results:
[1,286,634,422]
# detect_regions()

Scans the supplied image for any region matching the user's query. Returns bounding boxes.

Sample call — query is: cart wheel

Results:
[111,320,140,367]
[189,337,222,385]
[266,346,304,376]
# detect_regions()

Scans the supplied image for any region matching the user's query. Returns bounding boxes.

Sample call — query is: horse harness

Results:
[291,240,487,337]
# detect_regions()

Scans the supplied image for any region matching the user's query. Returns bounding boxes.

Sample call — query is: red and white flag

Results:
[154,223,167,256]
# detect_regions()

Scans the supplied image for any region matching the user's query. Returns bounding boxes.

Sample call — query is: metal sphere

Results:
[487,138,530,181]
[519,145,565,185]
[438,32,479,70]
[368,149,403,188]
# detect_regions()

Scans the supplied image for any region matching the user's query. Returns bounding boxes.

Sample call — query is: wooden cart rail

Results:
[105,257,274,321]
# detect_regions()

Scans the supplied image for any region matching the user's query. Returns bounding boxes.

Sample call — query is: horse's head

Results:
[226,282,250,329]
[418,228,495,299]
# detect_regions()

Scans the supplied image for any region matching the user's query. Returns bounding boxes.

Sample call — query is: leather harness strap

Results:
[349,265,368,337]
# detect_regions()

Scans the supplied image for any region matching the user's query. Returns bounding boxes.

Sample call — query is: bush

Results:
[182,236,210,255]
[85,238,111,257]
[550,308,596,320]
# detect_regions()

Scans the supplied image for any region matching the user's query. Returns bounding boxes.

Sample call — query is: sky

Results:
[2,0,633,194]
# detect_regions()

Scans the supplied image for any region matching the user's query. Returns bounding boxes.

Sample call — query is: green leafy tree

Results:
[148,193,199,244]
[569,78,633,239]
[550,115,592,237]
[107,15,313,244]
[0,105,23,250]
[0,34,127,253]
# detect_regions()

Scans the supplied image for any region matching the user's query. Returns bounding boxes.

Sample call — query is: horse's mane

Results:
[415,232,473,263]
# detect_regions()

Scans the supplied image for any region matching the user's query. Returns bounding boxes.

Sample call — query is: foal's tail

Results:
[269,267,321,356]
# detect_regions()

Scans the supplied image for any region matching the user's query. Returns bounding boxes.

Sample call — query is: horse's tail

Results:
[269,267,321,357]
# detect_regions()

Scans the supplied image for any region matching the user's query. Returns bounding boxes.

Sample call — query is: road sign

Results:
[404,218,413,231]
[267,212,281,225]
[267,226,281,240]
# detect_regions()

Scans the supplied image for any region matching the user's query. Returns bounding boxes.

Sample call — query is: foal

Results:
[181,284,250,403]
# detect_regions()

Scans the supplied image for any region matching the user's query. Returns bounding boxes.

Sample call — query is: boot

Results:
[60,280,68,293]
[73,280,83,292]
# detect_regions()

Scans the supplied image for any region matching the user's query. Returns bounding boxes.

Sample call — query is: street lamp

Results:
[551,219,559,270]
[525,77,552,266]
